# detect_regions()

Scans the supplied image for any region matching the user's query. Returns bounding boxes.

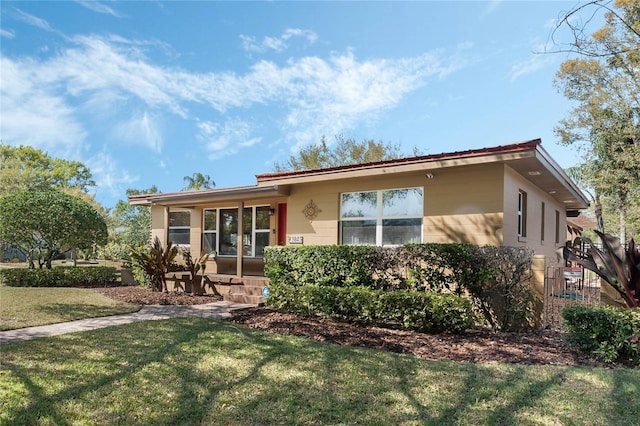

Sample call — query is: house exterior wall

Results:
[503,165,569,300]
[285,163,508,247]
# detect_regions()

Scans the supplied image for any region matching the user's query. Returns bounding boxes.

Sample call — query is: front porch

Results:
[166,271,268,305]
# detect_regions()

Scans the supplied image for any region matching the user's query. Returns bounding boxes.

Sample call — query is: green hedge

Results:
[267,283,474,333]
[0,266,117,287]
[264,244,535,331]
[562,305,640,364]
[264,244,491,291]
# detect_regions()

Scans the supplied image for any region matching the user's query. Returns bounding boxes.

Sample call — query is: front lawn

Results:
[0,287,140,330]
[1,319,638,425]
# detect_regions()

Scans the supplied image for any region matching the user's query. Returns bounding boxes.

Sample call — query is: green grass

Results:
[1,319,638,425]
[0,287,139,330]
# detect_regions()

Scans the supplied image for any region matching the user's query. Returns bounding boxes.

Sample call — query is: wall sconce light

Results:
[425,173,434,179]
[268,208,276,216]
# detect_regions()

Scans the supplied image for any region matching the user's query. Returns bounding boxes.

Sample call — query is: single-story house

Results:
[129,139,589,303]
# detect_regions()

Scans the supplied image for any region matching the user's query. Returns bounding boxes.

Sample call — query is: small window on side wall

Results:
[517,190,527,240]
[555,210,561,244]
[168,210,190,246]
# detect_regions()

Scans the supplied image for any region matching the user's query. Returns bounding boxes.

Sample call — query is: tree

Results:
[273,135,415,171]
[553,0,640,243]
[108,186,159,249]
[550,0,640,58]
[0,191,108,268]
[182,173,215,191]
[0,144,95,197]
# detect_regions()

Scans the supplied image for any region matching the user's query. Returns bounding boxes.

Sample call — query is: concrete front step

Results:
[223,284,267,305]
[223,293,266,305]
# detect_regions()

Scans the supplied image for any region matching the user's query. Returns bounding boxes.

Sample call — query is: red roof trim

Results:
[256,139,542,182]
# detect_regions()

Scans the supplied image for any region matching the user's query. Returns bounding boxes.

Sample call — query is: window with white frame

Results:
[517,190,527,239]
[206,206,271,257]
[168,211,190,246]
[203,209,217,254]
[340,187,423,246]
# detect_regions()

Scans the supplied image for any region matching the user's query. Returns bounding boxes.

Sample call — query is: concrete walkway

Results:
[0,301,254,344]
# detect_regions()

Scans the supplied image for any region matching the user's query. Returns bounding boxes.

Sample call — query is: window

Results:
[203,209,217,254]
[555,210,561,244]
[517,190,527,239]
[340,187,423,246]
[168,211,190,246]
[210,206,271,257]
[541,202,545,243]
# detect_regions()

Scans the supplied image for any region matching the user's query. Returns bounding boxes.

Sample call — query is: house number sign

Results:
[288,235,304,244]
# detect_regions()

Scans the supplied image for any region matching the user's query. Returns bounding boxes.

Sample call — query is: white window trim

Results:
[203,205,270,258]
[517,190,527,242]
[168,210,191,247]
[340,187,423,247]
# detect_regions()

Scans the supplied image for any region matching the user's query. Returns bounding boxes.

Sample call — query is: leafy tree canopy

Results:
[0,191,108,268]
[273,135,420,172]
[182,173,215,191]
[0,144,95,197]
[553,0,640,242]
[108,186,159,249]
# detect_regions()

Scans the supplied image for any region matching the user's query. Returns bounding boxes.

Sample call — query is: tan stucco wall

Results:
[503,165,567,260]
[150,205,167,245]
[285,163,507,246]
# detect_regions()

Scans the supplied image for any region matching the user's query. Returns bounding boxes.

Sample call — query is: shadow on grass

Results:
[3,319,638,425]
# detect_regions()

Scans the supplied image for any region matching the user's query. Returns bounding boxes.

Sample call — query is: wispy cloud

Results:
[197,118,262,159]
[241,28,318,53]
[508,41,555,81]
[0,29,15,39]
[480,0,503,18]
[13,8,53,31]
[1,33,464,164]
[113,111,163,152]
[85,151,137,199]
[75,0,125,18]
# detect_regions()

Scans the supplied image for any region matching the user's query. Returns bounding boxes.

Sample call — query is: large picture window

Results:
[168,211,191,246]
[340,187,423,246]
[206,206,271,257]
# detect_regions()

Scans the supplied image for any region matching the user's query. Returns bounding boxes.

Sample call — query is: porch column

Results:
[163,205,170,246]
[236,201,244,278]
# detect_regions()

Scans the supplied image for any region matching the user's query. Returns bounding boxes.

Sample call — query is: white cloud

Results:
[1,32,464,162]
[85,151,137,199]
[241,28,318,53]
[13,9,53,32]
[113,112,163,152]
[0,57,87,156]
[75,1,124,17]
[197,118,262,159]
[0,29,15,39]
[508,41,555,81]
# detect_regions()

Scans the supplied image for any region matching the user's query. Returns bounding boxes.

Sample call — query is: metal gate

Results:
[543,264,601,329]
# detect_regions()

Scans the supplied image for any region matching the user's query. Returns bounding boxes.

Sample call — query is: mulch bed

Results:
[95,285,614,368]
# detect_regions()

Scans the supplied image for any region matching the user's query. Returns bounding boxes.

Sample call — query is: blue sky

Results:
[1,1,588,208]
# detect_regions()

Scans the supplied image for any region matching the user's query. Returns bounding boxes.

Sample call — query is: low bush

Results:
[0,266,117,287]
[267,283,474,333]
[562,305,640,364]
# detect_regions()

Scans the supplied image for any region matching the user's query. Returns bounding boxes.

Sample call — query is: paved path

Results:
[0,301,254,344]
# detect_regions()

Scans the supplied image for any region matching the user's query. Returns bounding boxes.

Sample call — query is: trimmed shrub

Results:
[562,305,640,364]
[267,283,474,333]
[0,266,117,287]
[264,244,536,331]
